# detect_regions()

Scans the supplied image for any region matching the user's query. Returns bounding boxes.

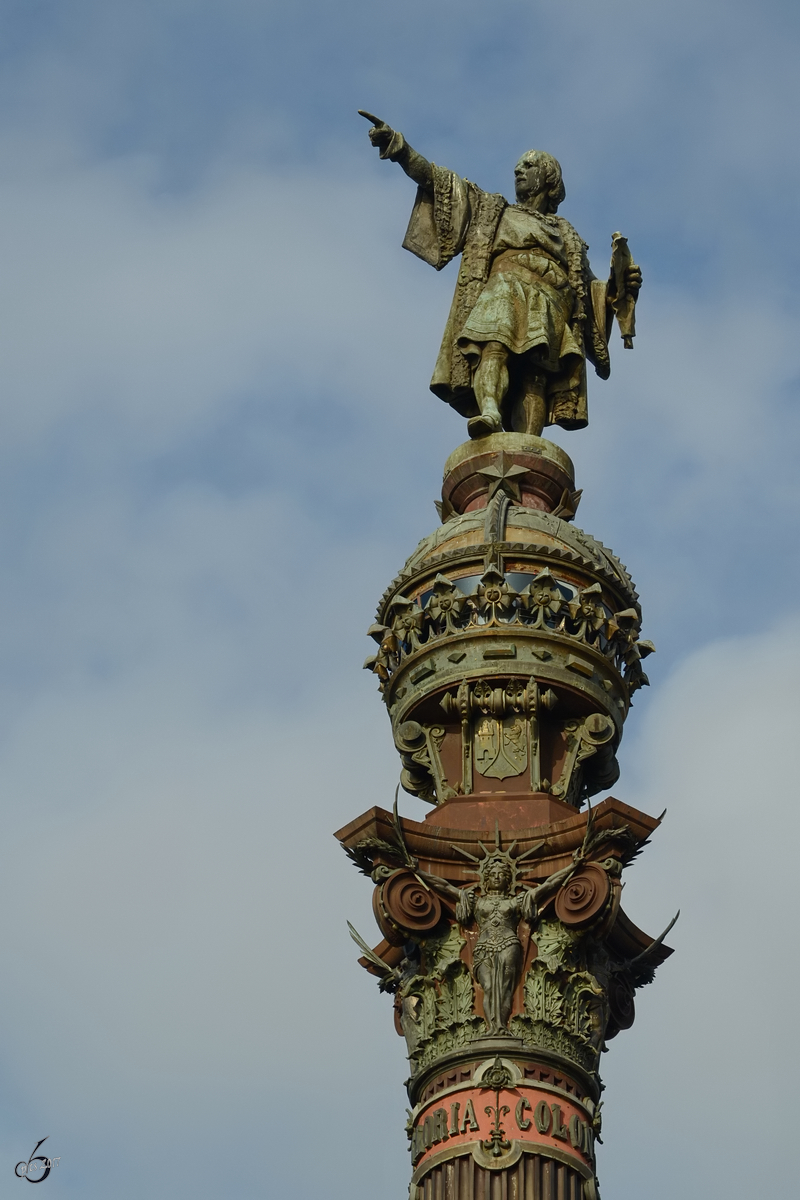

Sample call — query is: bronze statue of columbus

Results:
[360,111,642,440]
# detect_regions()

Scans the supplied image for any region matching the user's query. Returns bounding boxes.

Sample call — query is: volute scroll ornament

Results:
[373,869,444,945]
[553,863,611,928]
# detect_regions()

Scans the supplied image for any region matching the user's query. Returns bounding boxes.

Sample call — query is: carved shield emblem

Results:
[474,715,528,780]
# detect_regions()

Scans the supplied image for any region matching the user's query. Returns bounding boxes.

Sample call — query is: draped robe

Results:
[402,164,613,429]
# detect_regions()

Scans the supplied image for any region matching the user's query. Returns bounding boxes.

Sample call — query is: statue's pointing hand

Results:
[357,111,428,185]
[358,109,395,153]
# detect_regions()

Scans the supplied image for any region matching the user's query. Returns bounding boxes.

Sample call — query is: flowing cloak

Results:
[402,164,613,429]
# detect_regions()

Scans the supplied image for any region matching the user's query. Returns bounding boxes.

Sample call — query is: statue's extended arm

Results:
[413,867,468,903]
[359,110,433,191]
[412,868,479,924]
[526,862,577,911]
[520,848,592,919]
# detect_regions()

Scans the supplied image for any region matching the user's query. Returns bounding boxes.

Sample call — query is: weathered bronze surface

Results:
[364,435,652,810]
[337,117,669,1200]
[360,112,641,440]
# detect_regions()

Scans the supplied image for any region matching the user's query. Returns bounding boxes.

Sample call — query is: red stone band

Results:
[410,1083,595,1172]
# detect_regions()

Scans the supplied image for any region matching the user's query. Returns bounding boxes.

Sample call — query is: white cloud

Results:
[1,592,797,1197]
[598,620,800,1198]
[0,158,404,442]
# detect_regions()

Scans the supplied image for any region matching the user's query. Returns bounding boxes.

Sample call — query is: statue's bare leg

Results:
[474,957,498,1032]
[469,341,507,439]
[498,945,522,1029]
[509,366,547,436]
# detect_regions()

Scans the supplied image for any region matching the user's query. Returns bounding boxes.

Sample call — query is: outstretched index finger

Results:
[358,109,386,126]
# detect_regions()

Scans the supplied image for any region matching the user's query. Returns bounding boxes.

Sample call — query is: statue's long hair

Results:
[523,150,565,214]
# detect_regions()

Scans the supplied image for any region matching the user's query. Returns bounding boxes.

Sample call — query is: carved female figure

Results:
[419,851,578,1035]
[458,857,531,1034]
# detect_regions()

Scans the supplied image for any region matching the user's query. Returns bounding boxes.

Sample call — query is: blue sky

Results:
[0,1,798,1197]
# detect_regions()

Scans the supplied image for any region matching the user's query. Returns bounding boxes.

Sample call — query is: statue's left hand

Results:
[624,264,642,298]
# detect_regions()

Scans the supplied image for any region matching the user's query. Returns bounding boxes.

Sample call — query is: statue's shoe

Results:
[467,412,502,439]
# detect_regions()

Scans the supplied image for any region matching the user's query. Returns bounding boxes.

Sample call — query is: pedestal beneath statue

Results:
[345,436,669,1200]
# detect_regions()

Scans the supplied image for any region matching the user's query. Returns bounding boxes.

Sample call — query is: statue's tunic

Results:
[402,164,612,429]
